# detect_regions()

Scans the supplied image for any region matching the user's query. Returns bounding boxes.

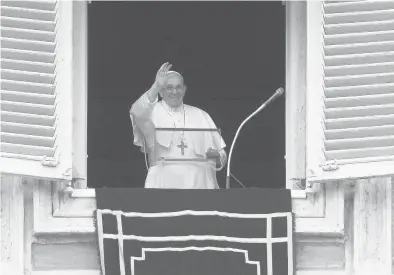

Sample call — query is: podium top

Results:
[155,128,221,133]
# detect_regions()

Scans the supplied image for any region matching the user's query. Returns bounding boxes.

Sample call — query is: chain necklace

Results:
[160,101,187,155]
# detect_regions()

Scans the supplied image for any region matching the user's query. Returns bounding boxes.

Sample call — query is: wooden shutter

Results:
[1,0,73,180]
[306,1,394,181]
[323,0,394,162]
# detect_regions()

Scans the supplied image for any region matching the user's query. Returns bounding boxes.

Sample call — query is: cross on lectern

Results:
[177,140,188,155]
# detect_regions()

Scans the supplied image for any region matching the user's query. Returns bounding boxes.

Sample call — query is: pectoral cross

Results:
[177,140,188,155]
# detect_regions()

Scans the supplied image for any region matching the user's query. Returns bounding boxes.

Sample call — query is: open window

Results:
[28,1,328,236]
[0,1,320,196]
[86,1,286,189]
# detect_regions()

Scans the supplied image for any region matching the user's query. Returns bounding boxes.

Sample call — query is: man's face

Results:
[160,74,186,108]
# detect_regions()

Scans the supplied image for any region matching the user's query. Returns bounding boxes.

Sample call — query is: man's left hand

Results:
[206,148,221,163]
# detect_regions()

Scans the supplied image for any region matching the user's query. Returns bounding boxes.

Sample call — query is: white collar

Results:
[161,100,184,114]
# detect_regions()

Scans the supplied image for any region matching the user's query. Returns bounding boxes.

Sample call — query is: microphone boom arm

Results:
[226,88,284,189]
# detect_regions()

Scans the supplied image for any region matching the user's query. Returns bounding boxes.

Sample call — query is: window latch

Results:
[321,160,338,171]
[42,155,59,167]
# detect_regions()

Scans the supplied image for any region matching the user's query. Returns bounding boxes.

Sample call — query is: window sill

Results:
[32,270,100,275]
[70,188,307,199]
[37,183,336,235]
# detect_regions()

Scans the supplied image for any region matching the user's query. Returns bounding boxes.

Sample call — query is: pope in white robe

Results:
[130,62,227,189]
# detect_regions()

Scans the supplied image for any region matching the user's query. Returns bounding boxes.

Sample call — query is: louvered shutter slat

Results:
[1,16,55,32]
[325,1,394,14]
[324,8,394,24]
[325,40,394,56]
[326,145,394,160]
[325,19,394,35]
[326,114,394,129]
[1,0,58,158]
[326,103,394,119]
[1,80,55,95]
[323,0,394,162]
[325,52,394,66]
[1,6,56,21]
[326,124,394,140]
[1,142,55,157]
[1,121,55,137]
[2,69,55,84]
[1,111,55,126]
[1,132,55,148]
[326,135,394,150]
[2,37,56,52]
[325,30,394,45]
[325,72,394,87]
[2,100,55,116]
[2,49,55,63]
[325,62,394,76]
[3,0,56,11]
[1,90,55,105]
[1,27,55,42]
[326,93,394,108]
[1,58,55,74]
[326,83,394,97]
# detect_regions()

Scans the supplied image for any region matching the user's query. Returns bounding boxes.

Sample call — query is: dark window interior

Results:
[87,2,285,189]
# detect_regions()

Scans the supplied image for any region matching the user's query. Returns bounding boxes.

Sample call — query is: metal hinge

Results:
[62,167,72,180]
[321,160,339,171]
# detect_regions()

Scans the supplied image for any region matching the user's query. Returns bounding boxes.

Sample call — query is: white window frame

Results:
[285,1,344,234]
[33,1,92,235]
[1,1,74,181]
[305,1,394,184]
[69,2,312,195]
[285,1,307,191]
[71,0,88,188]
[72,1,307,197]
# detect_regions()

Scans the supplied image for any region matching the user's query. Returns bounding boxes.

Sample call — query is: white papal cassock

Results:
[130,91,226,189]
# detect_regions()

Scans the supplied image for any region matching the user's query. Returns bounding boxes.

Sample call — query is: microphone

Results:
[226,87,285,189]
[264,87,284,105]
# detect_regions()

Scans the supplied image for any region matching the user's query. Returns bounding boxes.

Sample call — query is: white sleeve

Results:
[129,91,158,151]
[130,91,158,119]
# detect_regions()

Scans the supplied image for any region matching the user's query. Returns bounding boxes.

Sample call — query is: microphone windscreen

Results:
[276,87,285,96]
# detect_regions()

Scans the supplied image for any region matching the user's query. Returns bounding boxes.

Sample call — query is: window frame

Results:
[71,0,88,188]
[285,1,307,190]
[33,1,92,235]
[35,1,347,236]
[73,1,308,197]
[284,2,344,235]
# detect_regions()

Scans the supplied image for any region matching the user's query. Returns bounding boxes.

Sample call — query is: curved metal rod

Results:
[226,88,284,189]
